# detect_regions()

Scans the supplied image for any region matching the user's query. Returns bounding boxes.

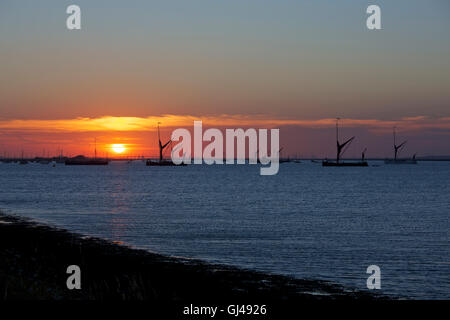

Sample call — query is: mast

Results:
[94,138,97,159]
[335,118,354,163]
[393,126,396,147]
[336,118,339,162]
[158,122,162,161]
[393,127,396,160]
[157,122,171,162]
[158,122,161,144]
[393,126,407,161]
[336,117,339,144]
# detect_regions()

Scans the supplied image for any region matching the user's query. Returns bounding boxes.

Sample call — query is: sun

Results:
[111,144,126,154]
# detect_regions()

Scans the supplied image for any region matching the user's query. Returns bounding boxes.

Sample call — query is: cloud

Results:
[1,115,450,133]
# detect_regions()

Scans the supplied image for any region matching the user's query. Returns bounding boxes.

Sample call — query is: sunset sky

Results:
[1,0,449,158]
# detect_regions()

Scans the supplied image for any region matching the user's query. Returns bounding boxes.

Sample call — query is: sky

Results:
[0,0,449,158]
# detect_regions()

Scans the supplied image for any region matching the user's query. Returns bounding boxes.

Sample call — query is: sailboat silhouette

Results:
[146,123,186,166]
[384,127,417,164]
[322,118,368,167]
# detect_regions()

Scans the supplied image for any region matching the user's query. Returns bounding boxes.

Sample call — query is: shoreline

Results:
[0,212,385,301]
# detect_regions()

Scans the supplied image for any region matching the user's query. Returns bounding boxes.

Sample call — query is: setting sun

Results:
[111,144,126,154]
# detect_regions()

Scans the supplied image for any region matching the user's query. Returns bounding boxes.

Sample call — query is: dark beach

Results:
[0,211,384,307]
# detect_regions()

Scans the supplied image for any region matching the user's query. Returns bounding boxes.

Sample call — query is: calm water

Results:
[0,161,449,299]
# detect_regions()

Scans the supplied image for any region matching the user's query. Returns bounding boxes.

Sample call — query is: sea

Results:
[0,160,448,299]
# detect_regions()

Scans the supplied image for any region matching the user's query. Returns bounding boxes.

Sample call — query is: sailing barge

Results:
[322,119,368,167]
[146,123,186,166]
[384,127,417,164]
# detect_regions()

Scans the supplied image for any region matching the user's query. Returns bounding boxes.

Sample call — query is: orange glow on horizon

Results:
[1,115,450,133]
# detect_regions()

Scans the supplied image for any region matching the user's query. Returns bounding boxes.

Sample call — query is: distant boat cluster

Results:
[0,155,66,166]
[322,119,416,167]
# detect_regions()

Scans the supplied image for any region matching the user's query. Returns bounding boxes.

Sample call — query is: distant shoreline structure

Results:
[64,155,109,165]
